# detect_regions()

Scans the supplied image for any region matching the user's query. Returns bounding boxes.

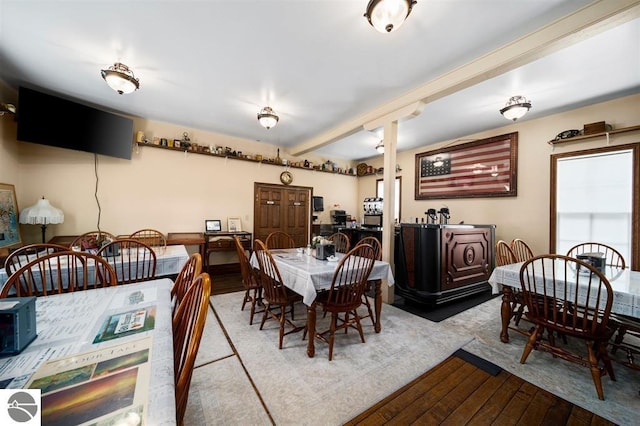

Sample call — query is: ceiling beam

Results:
[289,0,640,157]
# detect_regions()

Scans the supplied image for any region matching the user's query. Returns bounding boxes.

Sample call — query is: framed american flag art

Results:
[415,132,517,200]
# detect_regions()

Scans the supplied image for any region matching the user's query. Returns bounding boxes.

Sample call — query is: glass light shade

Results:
[257,106,279,129]
[500,96,532,121]
[375,141,385,153]
[101,62,140,95]
[365,0,416,33]
[19,197,64,225]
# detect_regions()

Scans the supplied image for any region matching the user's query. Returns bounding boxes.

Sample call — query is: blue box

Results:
[0,297,37,356]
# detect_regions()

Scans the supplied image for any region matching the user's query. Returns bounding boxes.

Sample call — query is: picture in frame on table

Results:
[227,217,242,232]
[205,219,222,232]
[414,132,518,200]
[0,182,22,249]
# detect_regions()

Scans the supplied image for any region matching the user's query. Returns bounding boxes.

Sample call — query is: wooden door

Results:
[254,183,311,247]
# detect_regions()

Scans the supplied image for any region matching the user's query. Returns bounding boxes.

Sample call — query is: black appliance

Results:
[363,197,383,228]
[17,86,134,160]
[330,210,347,226]
[312,196,324,212]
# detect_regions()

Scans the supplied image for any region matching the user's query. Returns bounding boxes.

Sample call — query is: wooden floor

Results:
[345,355,614,425]
[209,271,244,295]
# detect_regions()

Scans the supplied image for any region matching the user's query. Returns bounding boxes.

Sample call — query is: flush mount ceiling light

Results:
[500,95,532,121]
[375,140,384,154]
[364,0,417,33]
[0,102,16,116]
[101,62,140,94]
[257,106,279,129]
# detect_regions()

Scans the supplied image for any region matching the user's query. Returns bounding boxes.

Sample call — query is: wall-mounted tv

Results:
[16,86,134,160]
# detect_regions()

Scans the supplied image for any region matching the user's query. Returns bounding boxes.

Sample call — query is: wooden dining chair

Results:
[326,232,351,253]
[356,236,381,327]
[306,243,376,360]
[234,235,263,325]
[510,238,534,262]
[495,240,517,266]
[566,242,626,269]
[97,239,157,284]
[0,251,117,298]
[129,228,167,252]
[171,252,202,315]
[4,243,69,277]
[519,254,616,400]
[253,239,304,349]
[70,231,117,250]
[173,272,211,426]
[264,231,296,249]
[495,240,528,330]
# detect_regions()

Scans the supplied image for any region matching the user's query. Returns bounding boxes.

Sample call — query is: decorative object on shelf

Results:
[257,106,279,129]
[280,171,293,185]
[356,163,368,176]
[500,95,531,121]
[18,196,64,243]
[583,121,610,135]
[0,102,16,116]
[553,129,581,141]
[228,217,242,232]
[415,132,518,200]
[205,219,222,232]
[375,140,384,154]
[275,148,282,165]
[364,0,417,33]
[100,62,140,94]
[0,183,22,248]
[547,124,640,145]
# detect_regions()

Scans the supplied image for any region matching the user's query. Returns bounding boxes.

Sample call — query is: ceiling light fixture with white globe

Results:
[500,95,532,121]
[101,62,140,94]
[375,140,385,154]
[257,106,279,129]
[364,0,417,33]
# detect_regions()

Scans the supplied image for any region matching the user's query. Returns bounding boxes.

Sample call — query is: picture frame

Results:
[415,132,517,200]
[205,219,222,232]
[0,183,23,249]
[227,217,242,232]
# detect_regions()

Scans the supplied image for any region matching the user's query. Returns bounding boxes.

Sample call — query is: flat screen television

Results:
[16,86,134,160]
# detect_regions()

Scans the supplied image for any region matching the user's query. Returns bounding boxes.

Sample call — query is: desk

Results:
[0,279,176,425]
[204,231,252,272]
[489,262,640,343]
[167,232,205,262]
[0,245,188,291]
[250,248,395,357]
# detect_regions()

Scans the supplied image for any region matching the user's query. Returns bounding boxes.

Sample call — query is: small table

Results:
[167,232,206,261]
[250,248,395,357]
[204,231,252,271]
[0,279,176,425]
[489,262,640,343]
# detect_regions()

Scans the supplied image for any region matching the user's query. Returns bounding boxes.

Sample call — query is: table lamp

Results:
[19,197,64,243]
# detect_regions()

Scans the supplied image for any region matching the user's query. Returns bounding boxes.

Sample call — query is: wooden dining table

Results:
[250,248,395,357]
[0,278,176,425]
[489,261,640,343]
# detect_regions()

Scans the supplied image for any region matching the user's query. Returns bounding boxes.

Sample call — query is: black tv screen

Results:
[17,86,134,160]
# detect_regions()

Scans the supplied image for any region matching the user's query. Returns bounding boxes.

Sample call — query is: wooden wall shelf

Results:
[547,125,640,145]
[135,142,357,177]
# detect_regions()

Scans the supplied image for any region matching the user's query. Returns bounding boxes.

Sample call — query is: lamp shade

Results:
[19,197,64,225]
[375,141,384,154]
[500,95,532,121]
[101,62,140,94]
[365,0,417,33]
[257,106,279,129]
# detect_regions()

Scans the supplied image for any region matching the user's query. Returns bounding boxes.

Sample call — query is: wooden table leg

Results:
[500,285,513,343]
[374,280,382,333]
[306,301,317,357]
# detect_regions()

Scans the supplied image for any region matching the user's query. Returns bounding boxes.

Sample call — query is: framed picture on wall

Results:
[205,219,222,232]
[228,217,242,232]
[415,132,518,200]
[0,183,22,249]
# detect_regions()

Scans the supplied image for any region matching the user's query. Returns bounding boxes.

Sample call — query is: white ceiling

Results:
[1,1,639,162]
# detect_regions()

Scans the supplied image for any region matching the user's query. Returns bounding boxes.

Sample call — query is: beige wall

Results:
[358,93,640,256]
[0,82,19,187]
[2,84,638,256]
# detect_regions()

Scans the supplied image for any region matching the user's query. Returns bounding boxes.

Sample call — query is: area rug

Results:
[208,293,474,425]
[446,298,639,426]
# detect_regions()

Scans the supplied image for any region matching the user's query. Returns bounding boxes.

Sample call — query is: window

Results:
[376,177,401,223]
[551,144,639,269]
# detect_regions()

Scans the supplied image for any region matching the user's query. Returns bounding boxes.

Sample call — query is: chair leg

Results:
[612,326,627,355]
[249,294,256,325]
[328,312,337,361]
[586,341,605,400]
[354,310,365,343]
[278,306,286,349]
[596,341,616,381]
[259,304,270,330]
[520,325,542,364]
[241,289,250,311]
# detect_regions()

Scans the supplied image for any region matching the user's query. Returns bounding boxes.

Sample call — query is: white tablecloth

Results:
[489,261,640,318]
[250,248,395,306]
[0,278,176,425]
